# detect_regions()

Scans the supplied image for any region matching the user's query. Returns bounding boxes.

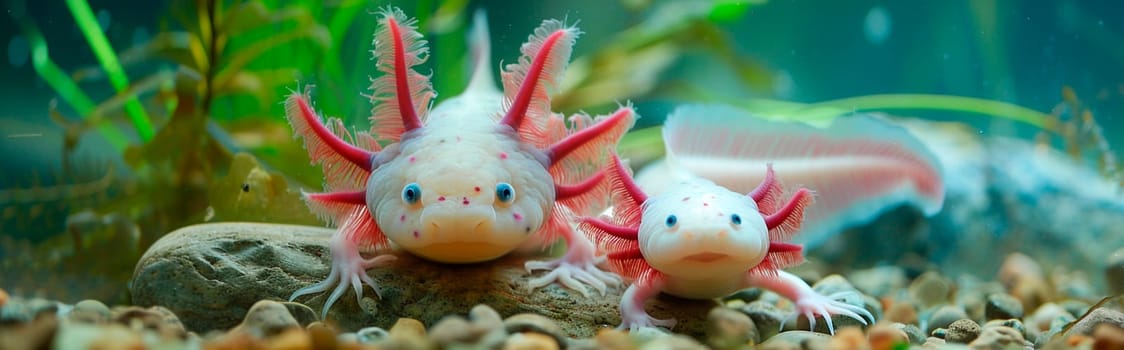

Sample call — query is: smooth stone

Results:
[738,301,784,340]
[1065,307,1124,336]
[926,305,968,335]
[908,272,952,309]
[504,313,567,347]
[983,318,1027,341]
[111,305,188,339]
[867,323,909,349]
[984,293,1024,320]
[705,307,759,348]
[68,299,110,324]
[1092,324,1124,350]
[281,302,317,328]
[884,300,919,326]
[894,322,926,344]
[967,326,1031,349]
[230,300,300,338]
[944,319,980,343]
[1024,302,1074,339]
[847,266,906,298]
[388,317,426,339]
[130,222,713,337]
[504,332,561,350]
[759,330,830,349]
[355,326,389,344]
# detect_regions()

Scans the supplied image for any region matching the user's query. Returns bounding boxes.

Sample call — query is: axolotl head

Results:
[367,124,554,264]
[637,178,770,279]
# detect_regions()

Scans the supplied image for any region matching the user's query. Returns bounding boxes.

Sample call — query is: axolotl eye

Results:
[402,183,422,204]
[665,214,677,227]
[496,183,515,202]
[731,213,742,225]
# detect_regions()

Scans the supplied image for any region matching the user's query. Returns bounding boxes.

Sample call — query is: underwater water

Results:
[1,0,1122,348]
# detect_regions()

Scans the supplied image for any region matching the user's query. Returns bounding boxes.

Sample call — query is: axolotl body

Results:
[284,8,632,318]
[581,105,876,332]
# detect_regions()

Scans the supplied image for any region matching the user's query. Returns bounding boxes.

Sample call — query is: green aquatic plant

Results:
[64,0,155,142]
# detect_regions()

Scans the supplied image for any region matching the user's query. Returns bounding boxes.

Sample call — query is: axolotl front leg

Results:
[744,269,873,333]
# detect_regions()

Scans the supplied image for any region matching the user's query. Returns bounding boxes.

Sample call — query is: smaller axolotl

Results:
[579,105,875,332]
[284,8,631,318]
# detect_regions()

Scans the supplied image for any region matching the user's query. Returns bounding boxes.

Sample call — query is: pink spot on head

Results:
[409,156,416,163]
[474,186,481,192]
[681,197,690,202]
[438,196,446,202]
[413,230,420,238]
[400,214,406,222]
[513,212,523,221]
[462,198,470,205]
[703,202,709,206]
[499,152,509,160]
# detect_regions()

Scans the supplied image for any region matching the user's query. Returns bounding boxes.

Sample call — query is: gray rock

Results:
[984,293,1024,320]
[759,330,830,349]
[281,302,317,328]
[1065,307,1124,336]
[355,326,389,344]
[129,222,712,337]
[894,322,926,345]
[944,319,980,343]
[926,304,968,335]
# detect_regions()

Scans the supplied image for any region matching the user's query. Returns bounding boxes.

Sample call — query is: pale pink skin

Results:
[582,152,874,333]
[283,8,633,319]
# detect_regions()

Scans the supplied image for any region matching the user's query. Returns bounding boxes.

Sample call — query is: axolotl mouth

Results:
[411,242,512,263]
[681,252,732,263]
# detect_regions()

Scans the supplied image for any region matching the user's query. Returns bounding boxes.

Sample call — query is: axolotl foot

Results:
[780,290,875,335]
[289,236,396,320]
[524,233,621,297]
[524,253,621,297]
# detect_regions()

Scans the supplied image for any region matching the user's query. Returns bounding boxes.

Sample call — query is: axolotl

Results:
[580,105,876,331]
[284,8,631,318]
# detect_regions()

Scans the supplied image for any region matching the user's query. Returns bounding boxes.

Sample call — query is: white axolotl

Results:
[283,8,631,318]
[581,105,897,332]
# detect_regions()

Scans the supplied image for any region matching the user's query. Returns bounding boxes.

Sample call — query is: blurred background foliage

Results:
[0,0,1121,303]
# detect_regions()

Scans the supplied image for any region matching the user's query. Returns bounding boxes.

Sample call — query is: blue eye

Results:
[402,183,421,204]
[496,183,515,202]
[731,214,742,225]
[665,215,677,227]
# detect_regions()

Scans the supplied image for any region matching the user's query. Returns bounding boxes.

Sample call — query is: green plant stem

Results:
[17,16,129,151]
[65,0,155,141]
[742,94,1057,131]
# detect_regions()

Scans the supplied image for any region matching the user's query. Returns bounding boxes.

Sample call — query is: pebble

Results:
[944,319,980,343]
[280,301,317,328]
[504,313,566,346]
[638,334,707,350]
[1024,302,1074,339]
[705,307,759,348]
[54,323,145,349]
[1009,276,1051,314]
[505,331,561,350]
[847,265,907,297]
[429,315,475,344]
[998,252,1044,288]
[356,326,390,343]
[759,330,830,350]
[1066,307,1124,336]
[827,326,866,350]
[968,325,1031,348]
[112,305,187,339]
[1093,323,1124,349]
[0,289,7,308]
[894,323,926,345]
[592,328,634,350]
[883,300,918,326]
[926,304,968,334]
[739,301,784,340]
[1108,247,1124,294]
[908,272,952,308]
[983,318,1027,341]
[68,299,110,324]
[306,322,337,349]
[230,300,299,338]
[389,317,427,339]
[866,322,909,349]
[984,293,1024,320]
